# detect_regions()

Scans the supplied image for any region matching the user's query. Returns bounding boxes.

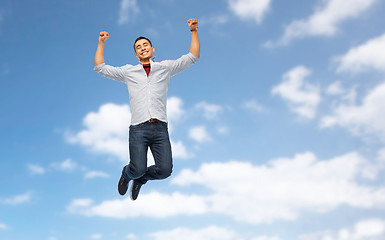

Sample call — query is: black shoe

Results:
[130,180,143,201]
[118,166,129,196]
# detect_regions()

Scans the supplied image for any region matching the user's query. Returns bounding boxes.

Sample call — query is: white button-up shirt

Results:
[94,53,198,125]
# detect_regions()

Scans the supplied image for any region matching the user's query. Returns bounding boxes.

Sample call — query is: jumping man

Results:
[93,19,200,200]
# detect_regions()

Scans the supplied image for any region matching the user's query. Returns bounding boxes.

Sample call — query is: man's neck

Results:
[140,58,151,64]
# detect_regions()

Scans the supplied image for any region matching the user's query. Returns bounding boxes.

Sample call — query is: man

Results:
[93,19,200,201]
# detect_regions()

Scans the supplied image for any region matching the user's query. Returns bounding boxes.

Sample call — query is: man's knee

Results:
[158,166,172,179]
[129,164,147,179]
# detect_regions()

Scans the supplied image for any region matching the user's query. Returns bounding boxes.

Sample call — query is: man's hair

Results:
[133,36,152,51]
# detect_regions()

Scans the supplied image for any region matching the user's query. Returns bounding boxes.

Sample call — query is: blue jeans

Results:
[123,121,173,184]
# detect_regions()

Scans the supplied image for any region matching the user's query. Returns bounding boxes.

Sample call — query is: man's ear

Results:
[152,47,155,52]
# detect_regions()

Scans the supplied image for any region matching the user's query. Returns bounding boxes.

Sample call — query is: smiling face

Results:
[134,38,155,63]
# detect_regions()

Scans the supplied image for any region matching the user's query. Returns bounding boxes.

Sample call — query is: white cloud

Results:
[252,237,281,240]
[265,0,377,47]
[28,164,45,175]
[67,100,192,161]
[147,151,155,166]
[118,0,139,25]
[320,82,385,140]
[242,99,264,112]
[299,218,385,240]
[0,193,31,205]
[51,158,78,171]
[67,198,93,210]
[378,148,385,162]
[68,151,385,224]
[90,233,103,239]
[342,86,358,104]
[67,192,208,219]
[217,126,229,135]
[171,140,193,159]
[126,233,137,240]
[227,0,271,24]
[189,125,212,143]
[272,66,321,119]
[167,96,185,125]
[335,32,385,73]
[325,81,358,105]
[66,103,131,161]
[147,226,241,240]
[173,151,385,224]
[200,14,229,26]
[195,101,223,120]
[326,81,344,95]
[0,223,8,230]
[199,14,231,37]
[84,171,109,179]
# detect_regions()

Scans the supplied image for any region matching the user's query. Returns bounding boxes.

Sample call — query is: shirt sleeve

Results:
[93,63,127,82]
[164,52,199,77]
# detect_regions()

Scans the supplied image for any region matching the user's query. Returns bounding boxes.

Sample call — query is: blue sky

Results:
[1,0,385,239]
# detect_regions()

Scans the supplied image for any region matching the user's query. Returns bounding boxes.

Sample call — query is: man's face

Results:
[134,39,155,61]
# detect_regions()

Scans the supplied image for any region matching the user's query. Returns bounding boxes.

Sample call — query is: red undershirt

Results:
[143,63,151,77]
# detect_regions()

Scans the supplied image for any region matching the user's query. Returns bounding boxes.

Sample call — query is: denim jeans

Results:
[123,121,173,184]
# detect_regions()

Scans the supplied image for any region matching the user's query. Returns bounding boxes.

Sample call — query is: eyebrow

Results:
[135,42,149,49]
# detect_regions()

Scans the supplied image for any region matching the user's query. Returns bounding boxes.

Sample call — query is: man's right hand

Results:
[99,31,110,43]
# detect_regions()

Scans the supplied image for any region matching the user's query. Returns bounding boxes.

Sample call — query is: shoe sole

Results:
[129,182,135,200]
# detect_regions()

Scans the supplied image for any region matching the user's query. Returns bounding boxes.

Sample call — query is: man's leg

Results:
[119,123,150,196]
[131,122,173,200]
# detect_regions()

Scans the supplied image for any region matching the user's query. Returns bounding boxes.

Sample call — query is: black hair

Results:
[133,36,152,51]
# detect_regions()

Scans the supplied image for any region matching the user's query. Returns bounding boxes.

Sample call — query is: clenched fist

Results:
[187,19,198,31]
[99,31,110,43]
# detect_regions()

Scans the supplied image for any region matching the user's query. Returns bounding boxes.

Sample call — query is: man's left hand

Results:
[188,19,198,31]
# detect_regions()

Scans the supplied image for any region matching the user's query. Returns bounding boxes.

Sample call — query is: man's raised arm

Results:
[94,31,110,66]
[188,19,200,59]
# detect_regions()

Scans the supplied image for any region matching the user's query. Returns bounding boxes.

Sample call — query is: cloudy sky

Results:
[1,0,385,239]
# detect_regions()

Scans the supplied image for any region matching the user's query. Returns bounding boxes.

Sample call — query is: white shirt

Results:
[94,53,198,125]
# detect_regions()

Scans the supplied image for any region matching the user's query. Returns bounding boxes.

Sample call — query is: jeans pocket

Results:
[160,122,168,131]
[130,122,143,130]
